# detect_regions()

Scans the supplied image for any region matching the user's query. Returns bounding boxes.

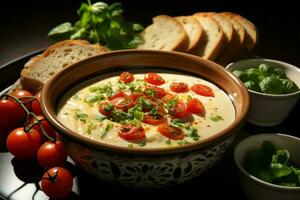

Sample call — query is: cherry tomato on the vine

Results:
[32,115,57,141]
[41,167,73,199]
[37,140,67,169]
[11,89,33,109]
[31,92,43,116]
[6,127,42,159]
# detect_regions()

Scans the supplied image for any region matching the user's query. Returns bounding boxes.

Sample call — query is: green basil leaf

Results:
[259,76,283,94]
[244,81,261,92]
[132,23,144,32]
[232,70,249,82]
[273,67,286,78]
[48,22,74,40]
[281,79,299,94]
[245,68,261,83]
[271,163,292,178]
[91,2,108,14]
[259,63,274,76]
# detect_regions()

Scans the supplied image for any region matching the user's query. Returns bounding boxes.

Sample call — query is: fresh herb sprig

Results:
[48,0,144,50]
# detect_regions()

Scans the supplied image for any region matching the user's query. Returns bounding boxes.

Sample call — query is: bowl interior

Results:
[41,50,249,154]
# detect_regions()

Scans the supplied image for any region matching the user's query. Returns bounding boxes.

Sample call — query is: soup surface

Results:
[57,72,235,148]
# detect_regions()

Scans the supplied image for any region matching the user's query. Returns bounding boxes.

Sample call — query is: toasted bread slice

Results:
[174,16,203,51]
[20,40,108,92]
[228,12,258,50]
[137,15,189,52]
[191,12,224,61]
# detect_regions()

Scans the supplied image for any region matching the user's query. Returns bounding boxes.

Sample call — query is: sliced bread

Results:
[20,40,108,92]
[174,16,203,51]
[229,12,258,50]
[137,15,189,52]
[191,12,224,61]
[217,13,245,65]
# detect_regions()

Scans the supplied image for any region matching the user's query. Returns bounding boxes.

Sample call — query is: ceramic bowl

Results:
[234,133,300,200]
[226,58,300,126]
[41,50,249,188]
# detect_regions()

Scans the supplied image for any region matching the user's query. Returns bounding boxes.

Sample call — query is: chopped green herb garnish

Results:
[136,97,153,110]
[89,84,113,96]
[144,88,155,97]
[86,120,94,134]
[95,113,107,121]
[84,94,104,104]
[100,123,113,139]
[210,114,223,122]
[139,141,146,147]
[64,112,69,115]
[186,127,200,141]
[177,140,190,145]
[74,109,88,122]
[104,102,114,112]
[165,139,171,145]
[128,106,144,121]
[166,98,178,110]
[72,94,80,100]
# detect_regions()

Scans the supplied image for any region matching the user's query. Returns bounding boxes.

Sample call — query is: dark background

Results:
[1,0,300,69]
[0,1,300,199]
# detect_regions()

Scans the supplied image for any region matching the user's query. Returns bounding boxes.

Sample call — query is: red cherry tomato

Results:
[111,96,134,111]
[162,93,176,103]
[118,124,145,142]
[41,167,73,199]
[157,123,184,140]
[31,92,43,115]
[170,82,189,93]
[0,99,26,141]
[32,115,57,141]
[187,98,205,115]
[129,93,142,102]
[143,113,166,125]
[99,101,114,116]
[144,73,165,85]
[119,72,134,83]
[144,85,166,99]
[108,91,125,100]
[11,89,33,109]
[191,84,215,97]
[6,127,42,159]
[37,140,67,169]
[168,101,190,118]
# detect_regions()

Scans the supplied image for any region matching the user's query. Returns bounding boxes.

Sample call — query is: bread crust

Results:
[191,12,225,61]
[175,16,203,51]
[20,40,108,92]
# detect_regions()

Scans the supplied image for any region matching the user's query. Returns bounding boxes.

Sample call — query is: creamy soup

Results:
[57,72,235,148]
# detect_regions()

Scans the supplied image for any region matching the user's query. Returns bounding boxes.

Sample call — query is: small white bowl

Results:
[226,58,300,126]
[234,133,300,200]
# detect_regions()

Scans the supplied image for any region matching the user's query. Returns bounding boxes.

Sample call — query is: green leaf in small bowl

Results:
[281,79,299,94]
[259,76,283,94]
[258,63,275,76]
[244,81,261,92]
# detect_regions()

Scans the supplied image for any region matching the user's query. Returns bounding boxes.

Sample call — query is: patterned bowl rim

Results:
[41,49,249,155]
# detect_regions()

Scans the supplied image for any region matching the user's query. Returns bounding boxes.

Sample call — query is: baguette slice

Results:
[228,12,258,50]
[191,12,224,61]
[174,16,203,51]
[137,15,189,52]
[218,13,245,65]
[21,40,108,93]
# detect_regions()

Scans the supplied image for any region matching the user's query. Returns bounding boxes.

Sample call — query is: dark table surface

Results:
[1,0,300,199]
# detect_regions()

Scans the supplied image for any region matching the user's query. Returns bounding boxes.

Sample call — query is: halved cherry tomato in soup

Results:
[168,101,190,118]
[129,93,142,102]
[170,82,189,93]
[119,72,134,83]
[118,124,145,141]
[143,113,166,125]
[191,84,214,97]
[144,73,165,85]
[111,96,134,111]
[162,93,176,103]
[108,91,125,100]
[187,98,205,115]
[99,101,114,116]
[144,85,166,99]
[157,123,184,140]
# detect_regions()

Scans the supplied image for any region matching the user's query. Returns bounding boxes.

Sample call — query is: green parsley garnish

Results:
[74,109,88,122]
[210,114,223,122]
